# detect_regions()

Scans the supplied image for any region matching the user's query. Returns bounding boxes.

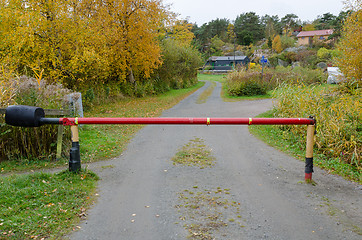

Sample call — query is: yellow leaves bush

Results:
[274,84,361,169]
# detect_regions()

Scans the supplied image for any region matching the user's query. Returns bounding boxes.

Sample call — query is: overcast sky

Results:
[163,0,345,25]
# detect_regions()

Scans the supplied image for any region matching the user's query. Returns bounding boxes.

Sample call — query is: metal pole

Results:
[56,117,315,126]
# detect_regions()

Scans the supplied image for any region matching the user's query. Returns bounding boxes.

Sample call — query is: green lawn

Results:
[0,170,98,239]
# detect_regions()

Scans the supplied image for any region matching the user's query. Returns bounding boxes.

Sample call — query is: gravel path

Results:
[68,81,361,240]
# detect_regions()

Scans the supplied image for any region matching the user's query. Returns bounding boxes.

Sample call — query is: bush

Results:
[0,76,72,160]
[226,71,274,96]
[273,84,361,171]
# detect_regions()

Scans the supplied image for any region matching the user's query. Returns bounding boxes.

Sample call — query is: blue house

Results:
[204,56,250,71]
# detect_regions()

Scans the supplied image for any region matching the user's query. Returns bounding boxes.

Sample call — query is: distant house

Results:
[297,29,334,46]
[204,56,250,71]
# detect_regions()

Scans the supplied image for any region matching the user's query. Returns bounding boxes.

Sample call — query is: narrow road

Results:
[69,81,361,240]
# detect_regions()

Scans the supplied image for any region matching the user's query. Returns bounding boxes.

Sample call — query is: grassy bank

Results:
[0,170,98,239]
[250,110,361,183]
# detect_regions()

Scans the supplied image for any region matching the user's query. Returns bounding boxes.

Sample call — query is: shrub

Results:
[273,84,361,171]
[0,76,72,160]
[225,66,327,97]
[226,71,274,96]
[280,35,296,50]
[317,47,332,60]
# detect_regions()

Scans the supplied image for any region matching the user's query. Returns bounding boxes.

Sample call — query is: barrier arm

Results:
[5,105,316,182]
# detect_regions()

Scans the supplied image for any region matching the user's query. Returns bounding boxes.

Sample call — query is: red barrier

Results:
[59,117,315,126]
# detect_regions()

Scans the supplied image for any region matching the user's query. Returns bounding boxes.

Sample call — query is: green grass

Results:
[0,170,98,239]
[249,110,361,183]
[0,157,68,174]
[197,73,226,82]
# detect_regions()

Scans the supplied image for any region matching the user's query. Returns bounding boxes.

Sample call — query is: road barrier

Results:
[5,105,316,182]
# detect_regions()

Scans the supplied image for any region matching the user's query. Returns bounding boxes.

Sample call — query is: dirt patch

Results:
[175,187,245,239]
[171,138,215,169]
[196,82,217,104]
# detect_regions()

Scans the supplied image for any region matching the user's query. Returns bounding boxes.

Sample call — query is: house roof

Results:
[297,29,334,38]
[209,56,248,61]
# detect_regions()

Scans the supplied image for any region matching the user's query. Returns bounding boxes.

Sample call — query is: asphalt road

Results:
[69,81,361,240]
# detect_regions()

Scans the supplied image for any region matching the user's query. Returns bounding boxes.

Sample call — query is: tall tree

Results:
[208,18,230,42]
[314,12,337,29]
[336,1,362,82]
[234,12,264,45]
[261,15,281,38]
[281,13,300,35]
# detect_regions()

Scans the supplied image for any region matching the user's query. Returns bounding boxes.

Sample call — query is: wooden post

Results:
[56,125,64,160]
[305,124,315,182]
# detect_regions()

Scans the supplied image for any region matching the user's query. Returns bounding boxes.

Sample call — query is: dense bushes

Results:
[226,66,327,96]
[226,71,273,96]
[0,76,72,160]
[273,84,361,172]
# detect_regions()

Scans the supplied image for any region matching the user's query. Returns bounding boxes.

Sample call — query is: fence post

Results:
[305,121,315,182]
[69,124,81,172]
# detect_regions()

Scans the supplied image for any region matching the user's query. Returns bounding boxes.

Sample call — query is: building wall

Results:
[298,35,331,46]
[298,37,310,45]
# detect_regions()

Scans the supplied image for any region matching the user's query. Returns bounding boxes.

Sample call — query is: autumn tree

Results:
[272,35,283,53]
[336,0,362,83]
[0,0,175,91]
[165,20,195,46]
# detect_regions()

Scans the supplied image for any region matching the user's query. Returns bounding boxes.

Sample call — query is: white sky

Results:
[163,0,345,25]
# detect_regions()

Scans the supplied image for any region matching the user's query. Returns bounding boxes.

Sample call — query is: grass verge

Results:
[196,82,217,104]
[0,170,98,239]
[249,110,361,183]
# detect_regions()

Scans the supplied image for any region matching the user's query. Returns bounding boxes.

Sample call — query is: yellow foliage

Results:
[303,24,315,31]
[0,66,16,107]
[272,35,283,53]
[336,7,362,82]
[0,0,173,88]
[274,84,361,168]
[167,20,195,46]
